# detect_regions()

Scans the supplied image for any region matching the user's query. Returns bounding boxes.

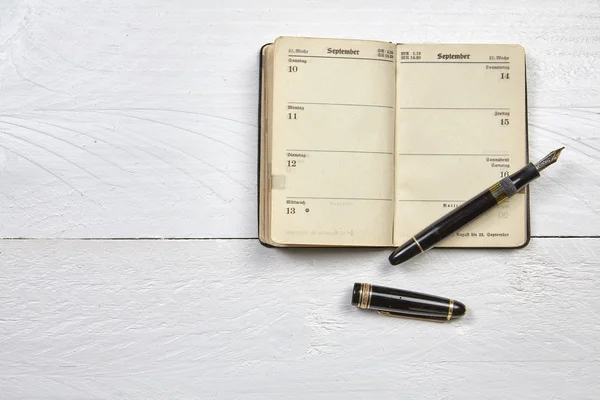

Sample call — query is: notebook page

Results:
[269,36,396,246]
[394,44,527,247]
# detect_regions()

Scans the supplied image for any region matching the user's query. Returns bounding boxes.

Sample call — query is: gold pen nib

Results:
[534,147,565,172]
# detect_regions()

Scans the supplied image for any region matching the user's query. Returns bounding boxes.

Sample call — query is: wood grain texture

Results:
[0,0,599,238]
[1,239,599,398]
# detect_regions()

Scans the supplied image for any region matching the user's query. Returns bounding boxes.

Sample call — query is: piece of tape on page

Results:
[499,176,518,196]
[271,175,286,189]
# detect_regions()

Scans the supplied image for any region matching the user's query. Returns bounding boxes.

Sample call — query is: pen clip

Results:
[376,310,447,323]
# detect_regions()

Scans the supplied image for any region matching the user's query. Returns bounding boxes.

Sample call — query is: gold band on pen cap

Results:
[358,283,372,309]
[447,299,454,320]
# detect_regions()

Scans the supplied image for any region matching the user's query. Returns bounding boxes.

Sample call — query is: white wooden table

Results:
[1,1,599,398]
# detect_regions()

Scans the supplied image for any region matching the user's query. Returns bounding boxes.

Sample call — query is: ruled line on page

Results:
[289,55,394,63]
[289,101,394,109]
[397,199,466,203]
[397,194,525,202]
[400,61,510,64]
[288,149,393,155]
[397,107,510,110]
[397,153,510,156]
[287,197,393,201]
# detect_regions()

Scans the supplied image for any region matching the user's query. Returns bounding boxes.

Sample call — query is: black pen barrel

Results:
[414,163,540,252]
[412,187,499,252]
[389,163,541,265]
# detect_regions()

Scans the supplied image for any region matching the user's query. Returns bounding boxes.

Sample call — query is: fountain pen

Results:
[389,147,565,265]
[352,282,466,321]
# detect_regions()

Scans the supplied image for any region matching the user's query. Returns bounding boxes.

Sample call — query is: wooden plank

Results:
[0,238,599,398]
[0,0,599,239]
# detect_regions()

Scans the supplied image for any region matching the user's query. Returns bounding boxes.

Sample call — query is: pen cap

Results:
[352,282,466,321]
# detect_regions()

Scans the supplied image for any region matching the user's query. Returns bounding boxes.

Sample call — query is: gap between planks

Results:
[0,236,599,241]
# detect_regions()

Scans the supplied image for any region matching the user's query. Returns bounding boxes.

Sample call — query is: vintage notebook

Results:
[258,36,529,248]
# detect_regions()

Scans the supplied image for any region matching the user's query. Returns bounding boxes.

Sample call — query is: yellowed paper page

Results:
[394,44,527,247]
[269,36,396,246]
